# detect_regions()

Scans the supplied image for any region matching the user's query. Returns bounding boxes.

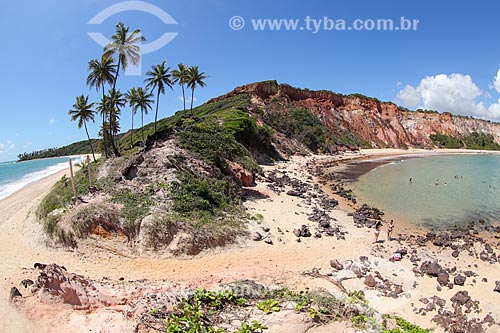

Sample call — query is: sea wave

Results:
[0,160,77,201]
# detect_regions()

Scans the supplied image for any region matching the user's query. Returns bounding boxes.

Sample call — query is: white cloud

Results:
[397,85,420,108]
[493,69,500,93]
[395,73,500,119]
[49,118,56,124]
[177,95,196,103]
[0,143,4,153]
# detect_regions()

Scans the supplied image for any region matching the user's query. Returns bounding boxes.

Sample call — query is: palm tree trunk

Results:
[141,110,145,144]
[130,110,134,147]
[190,87,195,116]
[110,57,121,157]
[181,83,186,112]
[101,84,109,158]
[83,121,97,162]
[154,86,160,136]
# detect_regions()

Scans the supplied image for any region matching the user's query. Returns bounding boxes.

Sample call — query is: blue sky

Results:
[1,0,500,162]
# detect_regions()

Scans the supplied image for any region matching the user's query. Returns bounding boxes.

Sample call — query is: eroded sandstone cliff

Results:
[209,80,500,149]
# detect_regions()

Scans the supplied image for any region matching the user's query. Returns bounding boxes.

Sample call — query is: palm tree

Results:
[144,61,173,135]
[171,63,190,113]
[126,87,137,147]
[86,55,116,158]
[127,87,154,144]
[68,95,97,162]
[104,22,146,93]
[107,90,126,145]
[104,22,145,155]
[186,66,208,115]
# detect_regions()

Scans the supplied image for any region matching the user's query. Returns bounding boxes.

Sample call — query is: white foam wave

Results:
[0,160,73,201]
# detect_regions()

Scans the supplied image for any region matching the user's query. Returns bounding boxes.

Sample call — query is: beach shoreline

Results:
[1,149,500,332]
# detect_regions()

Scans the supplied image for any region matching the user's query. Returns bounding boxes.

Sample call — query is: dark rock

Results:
[425,261,442,277]
[364,274,377,288]
[451,250,460,258]
[430,296,446,308]
[329,259,344,271]
[34,263,47,270]
[293,225,311,238]
[396,248,408,256]
[351,265,363,278]
[454,274,466,286]
[451,291,471,306]
[264,238,273,245]
[9,287,22,300]
[419,297,429,304]
[464,270,475,277]
[479,251,489,262]
[425,302,435,312]
[437,272,449,286]
[21,279,34,288]
[252,232,263,241]
[494,281,500,293]
[286,190,302,197]
[485,243,493,254]
[432,239,446,247]
[483,314,495,325]
[261,227,270,232]
[450,230,464,239]
[359,256,369,262]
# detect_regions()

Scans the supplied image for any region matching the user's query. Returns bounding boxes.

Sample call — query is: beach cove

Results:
[0,149,499,332]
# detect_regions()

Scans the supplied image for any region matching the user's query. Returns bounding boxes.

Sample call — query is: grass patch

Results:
[163,288,267,333]
[383,316,433,333]
[170,172,239,215]
[111,188,154,240]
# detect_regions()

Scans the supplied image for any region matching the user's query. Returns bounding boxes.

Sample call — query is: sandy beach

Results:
[1,149,500,332]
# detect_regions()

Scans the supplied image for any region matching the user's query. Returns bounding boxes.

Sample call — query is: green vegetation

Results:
[383,316,433,333]
[351,314,367,329]
[111,188,154,240]
[163,289,266,333]
[263,107,368,152]
[17,139,100,162]
[256,299,281,314]
[170,172,238,215]
[430,132,500,150]
[416,108,439,114]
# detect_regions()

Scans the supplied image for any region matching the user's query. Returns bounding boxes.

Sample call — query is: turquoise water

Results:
[352,155,500,228]
[0,157,82,200]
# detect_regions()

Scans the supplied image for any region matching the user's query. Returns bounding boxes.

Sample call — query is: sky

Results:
[1,0,500,162]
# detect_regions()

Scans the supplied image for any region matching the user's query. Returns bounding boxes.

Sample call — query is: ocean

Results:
[351,154,500,229]
[0,157,83,201]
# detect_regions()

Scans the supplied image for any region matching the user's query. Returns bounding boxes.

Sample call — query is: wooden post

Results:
[87,155,92,188]
[69,159,77,199]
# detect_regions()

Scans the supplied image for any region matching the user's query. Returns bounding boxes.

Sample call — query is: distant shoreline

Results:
[0,155,88,203]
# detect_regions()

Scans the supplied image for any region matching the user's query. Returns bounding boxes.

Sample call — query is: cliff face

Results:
[209,81,500,149]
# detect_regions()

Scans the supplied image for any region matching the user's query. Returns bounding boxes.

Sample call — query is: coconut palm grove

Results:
[70,22,208,159]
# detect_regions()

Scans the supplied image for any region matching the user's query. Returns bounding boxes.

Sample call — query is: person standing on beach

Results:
[373,221,383,244]
[387,220,394,241]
